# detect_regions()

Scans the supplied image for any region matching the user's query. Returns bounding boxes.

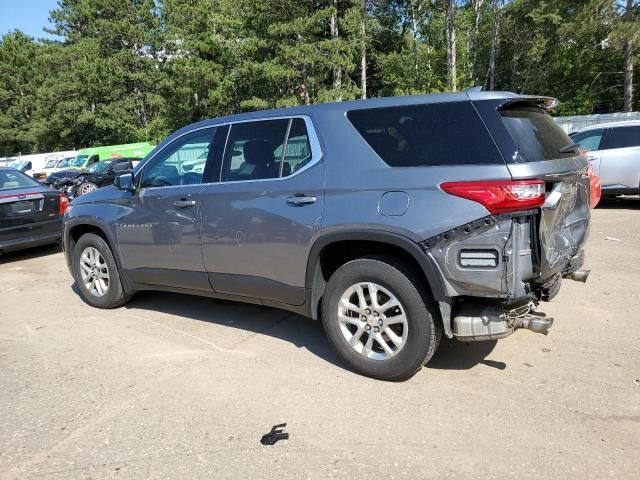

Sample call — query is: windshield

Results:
[57,157,76,168]
[45,158,59,168]
[88,161,110,174]
[69,155,88,167]
[0,169,40,189]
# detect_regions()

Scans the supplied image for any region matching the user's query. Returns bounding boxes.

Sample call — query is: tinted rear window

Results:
[500,106,575,161]
[346,102,502,167]
[0,169,41,189]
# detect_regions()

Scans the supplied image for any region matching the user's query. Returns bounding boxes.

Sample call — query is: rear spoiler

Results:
[498,96,559,112]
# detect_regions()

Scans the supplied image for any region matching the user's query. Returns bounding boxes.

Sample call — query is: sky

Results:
[0,0,60,40]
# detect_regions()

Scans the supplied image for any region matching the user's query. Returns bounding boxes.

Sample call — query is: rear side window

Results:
[221,119,289,182]
[346,102,502,167]
[273,119,312,177]
[500,106,575,161]
[570,129,605,151]
[607,126,640,149]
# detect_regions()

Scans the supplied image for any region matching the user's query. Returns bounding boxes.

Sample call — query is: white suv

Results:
[570,121,640,197]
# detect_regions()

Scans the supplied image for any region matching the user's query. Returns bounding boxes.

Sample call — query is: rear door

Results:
[598,126,640,189]
[476,100,591,280]
[570,128,606,178]
[200,116,324,306]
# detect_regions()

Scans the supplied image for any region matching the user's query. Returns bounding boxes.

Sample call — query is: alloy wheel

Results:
[79,246,110,297]
[337,282,408,360]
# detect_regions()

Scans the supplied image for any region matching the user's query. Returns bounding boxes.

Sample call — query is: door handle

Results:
[173,199,196,208]
[286,194,317,206]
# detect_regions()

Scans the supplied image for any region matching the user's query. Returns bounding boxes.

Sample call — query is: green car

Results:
[68,143,154,170]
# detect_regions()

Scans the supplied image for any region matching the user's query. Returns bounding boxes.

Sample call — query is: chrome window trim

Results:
[137,115,322,192]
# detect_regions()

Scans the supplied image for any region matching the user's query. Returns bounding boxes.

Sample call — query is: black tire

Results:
[72,233,132,308]
[321,256,442,381]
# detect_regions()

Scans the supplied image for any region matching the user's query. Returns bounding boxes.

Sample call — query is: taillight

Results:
[440,180,545,214]
[586,165,601,208]
[59,193,70,215]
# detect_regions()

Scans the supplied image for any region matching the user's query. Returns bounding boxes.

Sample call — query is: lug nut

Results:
[378,319,383,326]
[365,309,371,315]
[373,326,380,332]
[373,312,379,317]
[365,325,371,331]
[361,315,367,321]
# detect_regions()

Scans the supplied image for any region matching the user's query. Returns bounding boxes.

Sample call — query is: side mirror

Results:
[114,172,135,191]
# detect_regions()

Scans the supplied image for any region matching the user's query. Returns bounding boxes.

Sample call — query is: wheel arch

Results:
[65,218,122,269]
[305,230,446,320]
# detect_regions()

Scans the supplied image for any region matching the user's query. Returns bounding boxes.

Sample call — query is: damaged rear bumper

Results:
[420,177,590,342]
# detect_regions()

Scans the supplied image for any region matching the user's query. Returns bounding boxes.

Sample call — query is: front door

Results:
[200,117,325,305]
[571,128,606,178]
[116,127,220,291]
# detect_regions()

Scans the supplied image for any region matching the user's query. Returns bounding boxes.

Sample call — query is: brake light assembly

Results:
[440,179,545,214]
[59,192,70,215]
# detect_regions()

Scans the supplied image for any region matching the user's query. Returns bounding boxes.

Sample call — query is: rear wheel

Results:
[72,233,132,308]
[321,257,441,381]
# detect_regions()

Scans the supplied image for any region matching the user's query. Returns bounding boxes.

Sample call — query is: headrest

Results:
[243,140,274,166]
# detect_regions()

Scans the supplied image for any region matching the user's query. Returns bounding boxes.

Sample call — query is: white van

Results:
[8,154,50,178]
[32,151,77,180]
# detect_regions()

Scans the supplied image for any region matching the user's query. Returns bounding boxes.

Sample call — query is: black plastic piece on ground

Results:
[260,423,289,445]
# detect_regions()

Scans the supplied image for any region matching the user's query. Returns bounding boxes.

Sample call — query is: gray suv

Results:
[63,91,592,381]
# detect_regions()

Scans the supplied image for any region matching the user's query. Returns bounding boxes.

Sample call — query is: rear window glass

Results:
[607,126,640,149]
[0,169,40,189]
[346,102,502,167]
[500,106,575,161]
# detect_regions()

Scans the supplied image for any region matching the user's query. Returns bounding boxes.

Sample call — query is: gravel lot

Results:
[1,198,639,480]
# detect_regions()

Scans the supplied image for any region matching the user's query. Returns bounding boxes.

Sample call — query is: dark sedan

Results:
[0,167,68,255]
[46,158,139,198]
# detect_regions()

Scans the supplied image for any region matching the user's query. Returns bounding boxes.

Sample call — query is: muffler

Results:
[452,299,555,342]
[563,269,590,283]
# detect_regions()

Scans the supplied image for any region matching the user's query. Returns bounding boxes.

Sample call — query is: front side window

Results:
[570,129,605,151]
[141,128,216,188]
[111,160,131,172]
[88,161,109,174]
[607,126,640,149]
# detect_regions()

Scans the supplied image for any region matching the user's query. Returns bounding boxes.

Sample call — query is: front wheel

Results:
[77,182,98,196]
[72,233,132,308]
[321,257,442,381]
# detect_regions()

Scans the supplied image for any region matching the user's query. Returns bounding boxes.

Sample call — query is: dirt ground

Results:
[1,198,639,480]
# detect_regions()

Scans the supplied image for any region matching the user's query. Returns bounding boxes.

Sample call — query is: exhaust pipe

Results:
[564,269,590,283]
[512,316,554,335]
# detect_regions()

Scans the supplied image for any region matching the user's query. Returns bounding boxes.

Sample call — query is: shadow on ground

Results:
[0,243,61,264]
[121,290,500,375]
[597,196,640,210]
